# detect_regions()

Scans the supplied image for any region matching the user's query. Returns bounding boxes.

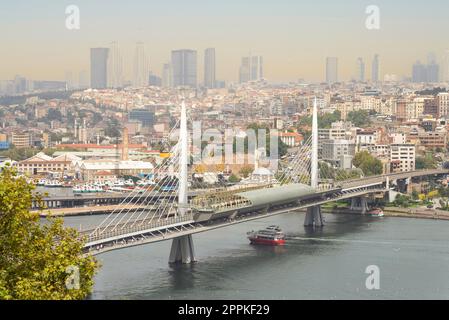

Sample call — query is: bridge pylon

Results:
[169,99,196,264]
[304,97,324,227]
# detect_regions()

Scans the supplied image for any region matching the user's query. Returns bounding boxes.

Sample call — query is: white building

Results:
[390,144,415,173]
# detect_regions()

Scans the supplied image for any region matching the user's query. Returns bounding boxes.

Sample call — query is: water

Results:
[60,212,449,300]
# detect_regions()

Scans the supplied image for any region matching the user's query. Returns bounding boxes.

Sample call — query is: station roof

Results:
[236,183,315,207]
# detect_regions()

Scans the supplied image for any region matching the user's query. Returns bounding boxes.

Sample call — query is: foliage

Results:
[416,156,437,170]
[318,162,362,182]
[347,110,371,127]
[228,174,241,183]
[0,147,41,161]
[353,151,383,176]
[0,166,98,300]
[393,194,412,208]
[104,118,121,138]
[297,111,341,129]
[232,123,289,158]
[239,165,253,178]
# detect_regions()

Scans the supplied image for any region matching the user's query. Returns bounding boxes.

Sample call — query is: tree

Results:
[416,156,437,170]
[0,166,98,300]
[239,165,253,178]
[228,174,240,183]
[353,151,383,176]
[347,110,371,127]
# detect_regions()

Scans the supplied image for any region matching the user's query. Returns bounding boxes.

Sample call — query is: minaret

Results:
[121,127,129,161]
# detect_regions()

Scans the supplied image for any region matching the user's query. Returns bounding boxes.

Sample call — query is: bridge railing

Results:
[86,214,194,244]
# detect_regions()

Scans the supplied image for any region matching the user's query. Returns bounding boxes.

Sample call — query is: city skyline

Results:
[2,0,449,83]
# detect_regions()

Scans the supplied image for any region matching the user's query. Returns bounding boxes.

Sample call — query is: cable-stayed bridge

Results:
[79,100,449,263]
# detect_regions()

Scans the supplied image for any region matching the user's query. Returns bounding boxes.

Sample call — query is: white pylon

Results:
[311,97,319,189]
[178,99,188,216]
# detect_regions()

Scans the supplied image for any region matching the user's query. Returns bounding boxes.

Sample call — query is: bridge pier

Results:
[304,205,324,227]
[169,235,196,264]
[350,196,369,214]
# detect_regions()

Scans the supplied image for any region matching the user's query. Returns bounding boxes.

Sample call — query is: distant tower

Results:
[90,48,109,89]
[121,127,129,161]
[356,57,365,82]
[171,49,197,88]
[372,54,380,83]
[133,42,149,87]
[162,63,172,87]
[107,41,123,88]
[326,57,338,84]
[204,48,216,89]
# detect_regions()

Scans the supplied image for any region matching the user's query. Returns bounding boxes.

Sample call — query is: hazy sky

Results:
[1,0,449,83]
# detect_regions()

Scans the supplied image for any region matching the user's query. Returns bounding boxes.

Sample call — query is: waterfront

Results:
[60,211,449,300]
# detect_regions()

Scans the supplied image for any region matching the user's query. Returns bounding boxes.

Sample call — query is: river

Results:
[58,211,449,300]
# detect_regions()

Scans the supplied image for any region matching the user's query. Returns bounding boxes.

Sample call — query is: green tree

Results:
[416,156,437,170]
[0,167,98,300]
[353,151,383,176]
[228,174,240,183]
[239,165,253,178]
[347,110,371,127]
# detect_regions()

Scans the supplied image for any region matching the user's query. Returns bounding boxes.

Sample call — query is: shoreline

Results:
[318,207,449,221]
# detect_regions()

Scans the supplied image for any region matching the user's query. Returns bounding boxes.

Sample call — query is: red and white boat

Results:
[368,208,384,217]
[247,226,286,246]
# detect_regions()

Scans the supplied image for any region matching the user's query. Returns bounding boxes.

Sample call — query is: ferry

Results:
[247,226,286,246]
[44,180,63,188]
[368,208,384,217]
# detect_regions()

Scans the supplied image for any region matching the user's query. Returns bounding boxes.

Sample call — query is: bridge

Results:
[78,100,449,263]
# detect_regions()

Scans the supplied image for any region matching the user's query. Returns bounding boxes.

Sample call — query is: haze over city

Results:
[2,0,449,82]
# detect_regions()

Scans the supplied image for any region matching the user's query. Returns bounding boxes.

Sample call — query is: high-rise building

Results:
[162,63,172,88]
[65,71,74,89]
[204,48,216,88]
[371,54,380,82]
[90,48,109,89]
[133,42,149,87]
[148,72,162,87]
[356,57,365,82]
[239,55,263,83]
[444,50,449,82]
[79,70,89,89]
[108,41,123,88]
[412,60,440,83]
[326,57,338,84]
[171,49,197,87]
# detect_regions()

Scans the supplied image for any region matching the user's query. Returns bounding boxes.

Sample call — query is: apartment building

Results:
[390,144,416,173]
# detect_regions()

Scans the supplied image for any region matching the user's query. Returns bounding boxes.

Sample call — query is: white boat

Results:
[124,179,135,187]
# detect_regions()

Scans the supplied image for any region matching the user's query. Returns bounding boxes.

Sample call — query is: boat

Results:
[247,225,286,246]
[368,208,384,217]
[44,180,63,187]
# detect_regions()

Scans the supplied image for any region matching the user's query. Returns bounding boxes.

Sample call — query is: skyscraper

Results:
[444,50,449,82]
[412,61,428,83]
[239,55,263,83]
[107,41,123,88]
[204,48,216,88]
[90,48,109,89]
[371,54,380,82]
[356,57,365,82]
[412,60,440,83]
[171,49,197,87]
[326,57,338,84]
[133,42,149,87]
[162,63,172,88]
